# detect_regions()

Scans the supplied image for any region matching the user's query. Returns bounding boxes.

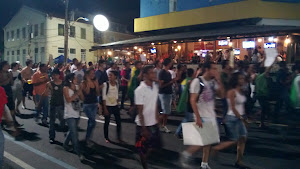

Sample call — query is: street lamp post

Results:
[64,0,69,65]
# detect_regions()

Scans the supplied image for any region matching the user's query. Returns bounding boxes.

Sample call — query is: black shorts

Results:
[22,83,33,97]
[2,84,15,111]
[135,125,161,155]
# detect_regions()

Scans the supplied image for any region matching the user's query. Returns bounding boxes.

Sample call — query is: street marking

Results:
[4,134,77,169]
[80,116,117,126]
[4,151,36,169]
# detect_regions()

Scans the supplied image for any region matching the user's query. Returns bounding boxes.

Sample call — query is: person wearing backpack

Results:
[180,62,225,169]
[102,70,123,143]
[175,68,195,139]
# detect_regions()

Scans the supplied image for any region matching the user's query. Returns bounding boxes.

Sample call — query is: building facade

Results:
[3,6,95,66]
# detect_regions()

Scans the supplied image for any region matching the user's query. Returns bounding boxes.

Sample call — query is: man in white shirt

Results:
[70,58,79,73]
[10,62,22,115]
[180,62,225,169]
[106,62,117,76]
[73,63,84,85]
[135,66,161,169]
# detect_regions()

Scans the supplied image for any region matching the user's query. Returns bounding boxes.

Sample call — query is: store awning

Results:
[90,25,300,51]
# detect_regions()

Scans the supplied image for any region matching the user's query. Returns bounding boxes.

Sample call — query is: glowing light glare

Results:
[175,49,178,52]
[151,43,155,45]
[268,37,274,42]
[138,48,142,52]
[285,38,291,44]
[177,45,181,50]
[134,46,138,50]
[257,38,263,42]
[173,41,177,44]
[107,51,112,55]
[93,15,109,31]
[127,52,131,55]
[198,39,202,42]
[229,42,233,47]
[274,38,278,42]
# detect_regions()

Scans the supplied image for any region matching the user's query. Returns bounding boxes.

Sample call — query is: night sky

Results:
[0,0,140,31]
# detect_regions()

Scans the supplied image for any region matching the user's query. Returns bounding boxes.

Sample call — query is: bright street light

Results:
[93,15,109,32]
[108,51,112,55]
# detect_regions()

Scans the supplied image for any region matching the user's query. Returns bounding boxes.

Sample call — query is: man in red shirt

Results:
[120,62,131,110]
[0,86,7,165]
[32,64,50,126]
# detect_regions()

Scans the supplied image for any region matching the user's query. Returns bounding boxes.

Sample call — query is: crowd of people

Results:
[0,56,300,169]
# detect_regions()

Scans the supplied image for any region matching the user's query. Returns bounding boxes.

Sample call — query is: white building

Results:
[3,6,95,66]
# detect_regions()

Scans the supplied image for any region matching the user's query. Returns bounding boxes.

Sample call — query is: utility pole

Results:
[64,0,69,64]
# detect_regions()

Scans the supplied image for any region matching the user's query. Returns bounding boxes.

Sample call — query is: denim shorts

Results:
[159,94,172,115]
[225,115,248,141]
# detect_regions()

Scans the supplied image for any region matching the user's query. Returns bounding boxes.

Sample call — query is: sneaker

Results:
[163,126,171,133]
[42,119,48,127]
[49,139,55,144]
[99,115,105,120]
[14,121,24,128]
[79,155,85,162]
[22,105,26,110]
[201,165,212,169]
[180,153,193,169]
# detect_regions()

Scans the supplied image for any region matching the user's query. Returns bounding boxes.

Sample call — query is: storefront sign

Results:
[218,40,228,46]
[242,41,255,48]
[264,43,276,49]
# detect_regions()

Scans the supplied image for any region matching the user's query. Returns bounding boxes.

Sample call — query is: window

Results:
[7,51,9,56]
[70,48,76,54]
[23,49,26,55]
[40,23,45,36]
[17,29,20,39]
[22,27,26,39]
[81,49,86,61]
[29,25,33,38]
[169,0,177,12]
[17,50,20,61]
[34,24,38,37]
[11,31,14,41]
[41,47,45,53]
[6,32,9,41]
[35,48,38,54]
[81,28,86,39]
[58,48,64,54]
[70,26,75,38]
[17,50,20,55]
[58,24,64,36]
[12,51,15,55]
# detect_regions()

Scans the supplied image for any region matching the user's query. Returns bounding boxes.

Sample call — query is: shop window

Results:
[70,48,76,54]
[58,47,64,54]
[169,0,177,12]
[40,23,45,36]
[81,28,86,39]
[22,27,26,39]
[34,24,38,37]
[58,24,64,36]
[70,26,75,38]
[6,31,9,41]
[17,29,20,40]
[11,30,14,41]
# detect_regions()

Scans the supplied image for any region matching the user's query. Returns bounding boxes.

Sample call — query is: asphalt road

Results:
[2,98,300,169]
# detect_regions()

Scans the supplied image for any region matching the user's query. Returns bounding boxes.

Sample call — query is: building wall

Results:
[46,17,95,63]
[135,0,300,32]
[96,31,136,44]
[140,0,169,18]
[177,0,242,11]
[3,6,47,66]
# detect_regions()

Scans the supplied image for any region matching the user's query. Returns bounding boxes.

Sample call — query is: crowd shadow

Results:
[4,128,41,142]
[16,113,36,119]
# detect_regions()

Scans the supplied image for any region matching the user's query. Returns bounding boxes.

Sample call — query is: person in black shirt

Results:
[95,60,108,119]
[158,58,177,133]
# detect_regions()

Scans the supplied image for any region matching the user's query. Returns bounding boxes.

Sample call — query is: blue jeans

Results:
[35,94,49,120]
[64,118,80,156]
[83,103,98,140]
[175,112,194,136]
[225,115,247,141]
[159,94,172,115]
[0,127,4,166]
